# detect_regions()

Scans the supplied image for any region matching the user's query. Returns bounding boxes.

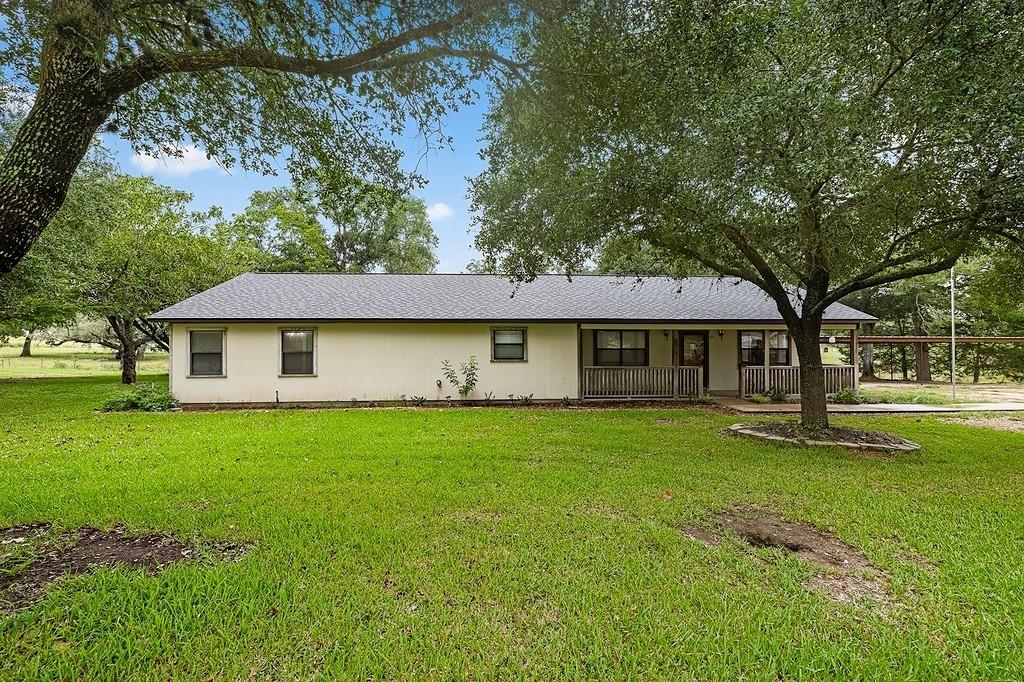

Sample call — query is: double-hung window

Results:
[492,328,527,361]
[768,331,791,366]
[189,330,225,377]
[281,329,316,376]
[739,331,765,367]
[739,331,791,366]
[594,330,648,366]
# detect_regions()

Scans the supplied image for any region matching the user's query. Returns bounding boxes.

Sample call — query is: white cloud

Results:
[130,145,221,177]
[426,202,454,222]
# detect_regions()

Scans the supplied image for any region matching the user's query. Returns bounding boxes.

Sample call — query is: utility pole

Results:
[950,265,957,402]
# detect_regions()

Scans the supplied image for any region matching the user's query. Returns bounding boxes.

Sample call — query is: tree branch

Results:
[715,222,801,322]
[102,2,510,97]
[133,318,169,351]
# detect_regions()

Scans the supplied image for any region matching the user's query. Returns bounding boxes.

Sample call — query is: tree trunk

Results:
[0,11,114,276]
[793,315,829,429]
[912,315,931,382]
[973,349,981,383]
[20,331,34,358]
[900,346,909,380]
[108,316,139,385]
[120,350,138,385]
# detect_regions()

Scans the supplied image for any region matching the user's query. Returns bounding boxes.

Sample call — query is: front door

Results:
[679,332,709,389]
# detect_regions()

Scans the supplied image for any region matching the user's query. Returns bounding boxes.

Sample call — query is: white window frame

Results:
[186,328,227,378]
[278,327,318,377]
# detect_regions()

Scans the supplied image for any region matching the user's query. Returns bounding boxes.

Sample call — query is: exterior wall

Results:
[708,329,739,394]
[169,322,579,404]
[168,320,859,403]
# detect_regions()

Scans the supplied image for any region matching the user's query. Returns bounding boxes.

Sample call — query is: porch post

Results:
[576,324,584,400]
[671,330,679,398]
[763,328,770,393]
[851,325,860,391]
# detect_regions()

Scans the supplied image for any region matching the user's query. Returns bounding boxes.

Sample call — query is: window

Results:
[768,331,790,366]
[281,330,315,375]
[594,330,648,366]
[189,330,224,376]
[739,331,764,366]
[492,328,526,361]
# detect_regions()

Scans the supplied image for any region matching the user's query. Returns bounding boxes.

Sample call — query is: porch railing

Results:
[582,366,703,399]
[740,365,856,398]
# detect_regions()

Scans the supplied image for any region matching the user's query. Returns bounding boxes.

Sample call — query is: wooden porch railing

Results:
[740,365,856,398]
[582,366,703,399]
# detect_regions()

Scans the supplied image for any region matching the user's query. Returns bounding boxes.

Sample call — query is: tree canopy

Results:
[217,184,439,273]
[472,0,1024,426]
[0,0,530,274]
[13,172,245,383]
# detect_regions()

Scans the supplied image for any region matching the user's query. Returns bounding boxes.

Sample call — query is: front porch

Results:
[577,324,859,400]
[738,365,857,398]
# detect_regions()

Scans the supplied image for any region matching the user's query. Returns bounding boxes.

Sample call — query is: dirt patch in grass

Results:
[942,416,1024,433]
[729,422,919,453]
[682,506,890,605]
[1,524,243,612]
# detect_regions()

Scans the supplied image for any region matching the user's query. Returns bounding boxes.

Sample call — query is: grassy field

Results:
[0,339,168,379]
[861,379,1024,405]
[1,376,1023,679]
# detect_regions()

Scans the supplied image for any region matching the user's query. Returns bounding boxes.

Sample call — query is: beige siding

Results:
[169,321,857,403]
[170,322,578,403]
[708,329,739,393]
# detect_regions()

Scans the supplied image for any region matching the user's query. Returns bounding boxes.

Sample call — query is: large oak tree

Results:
[0,0,528,275]
[472,0,1024,427]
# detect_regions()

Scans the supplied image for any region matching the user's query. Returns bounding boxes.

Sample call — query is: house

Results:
[150,273,876,405]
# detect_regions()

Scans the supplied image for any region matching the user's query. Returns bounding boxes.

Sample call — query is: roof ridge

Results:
[244,271,737,279]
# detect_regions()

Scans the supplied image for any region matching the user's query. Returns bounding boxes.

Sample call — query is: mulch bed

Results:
[182,399,730,413]
[1,524,243,612]
[728,422,920,453]
[681,505,892,605]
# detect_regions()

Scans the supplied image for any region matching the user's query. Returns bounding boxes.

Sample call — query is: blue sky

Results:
[107,91,492,273]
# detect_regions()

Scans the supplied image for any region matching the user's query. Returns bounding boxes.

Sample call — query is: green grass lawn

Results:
[0,339,168,379]
[2,376,1023,679]
[857,388,958,405]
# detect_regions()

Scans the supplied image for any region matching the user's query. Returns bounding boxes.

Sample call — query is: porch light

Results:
[717,329,725,339]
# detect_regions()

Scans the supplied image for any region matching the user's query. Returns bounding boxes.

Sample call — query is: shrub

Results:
[748,387,787,404]
[441,355,479,398]
[832,388,864,405]
[101,383,179,412]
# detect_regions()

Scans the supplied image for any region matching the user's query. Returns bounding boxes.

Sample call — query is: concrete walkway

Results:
[714,397,1024,414]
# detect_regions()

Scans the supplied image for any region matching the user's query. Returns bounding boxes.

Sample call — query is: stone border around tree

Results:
[727,423,921,453]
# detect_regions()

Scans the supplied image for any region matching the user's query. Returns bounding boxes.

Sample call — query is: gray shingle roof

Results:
[150,273,876,323]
